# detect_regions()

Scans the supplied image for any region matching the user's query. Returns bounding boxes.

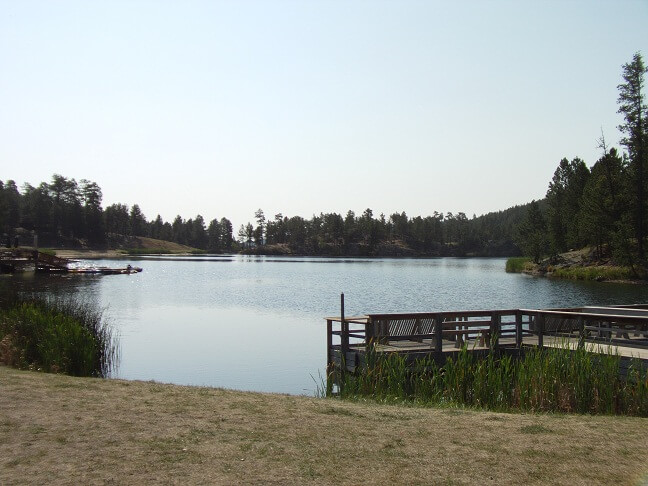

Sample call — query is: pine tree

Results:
[618,52,648,258]
[515,200,548,263]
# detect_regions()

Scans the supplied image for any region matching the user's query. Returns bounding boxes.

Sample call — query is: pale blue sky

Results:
[1,0,647,229]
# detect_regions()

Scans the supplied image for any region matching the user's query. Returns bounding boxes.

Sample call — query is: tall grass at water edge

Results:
[550,266,635,281]
[331,344,648,416]
[505,257,532,273]
[0,295,118,377]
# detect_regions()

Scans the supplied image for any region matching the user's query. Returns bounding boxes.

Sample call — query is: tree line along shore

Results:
[514,53,648,278]
[0,173,527,258]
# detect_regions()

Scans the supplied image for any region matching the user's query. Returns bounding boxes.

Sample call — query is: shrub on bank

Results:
[0,297,117,377]
[505,257,533,273]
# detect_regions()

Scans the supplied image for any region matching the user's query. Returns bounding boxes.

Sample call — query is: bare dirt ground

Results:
[1,366,647,485]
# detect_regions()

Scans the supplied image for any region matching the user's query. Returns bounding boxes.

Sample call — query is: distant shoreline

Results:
[52,248,518,261]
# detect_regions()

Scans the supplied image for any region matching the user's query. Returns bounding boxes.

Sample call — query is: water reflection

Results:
[3,256,648,394]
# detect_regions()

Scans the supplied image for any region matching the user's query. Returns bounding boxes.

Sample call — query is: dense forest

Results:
[516,52,648,267]
[234,205,529,257]
[0,173,530,257]
[0,176,235,253]
[1,53,645,260]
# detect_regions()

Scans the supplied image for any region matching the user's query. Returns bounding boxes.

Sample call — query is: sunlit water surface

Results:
[4,255,648,395]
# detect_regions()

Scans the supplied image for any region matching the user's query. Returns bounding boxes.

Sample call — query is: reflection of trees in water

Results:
[0,274,101,308]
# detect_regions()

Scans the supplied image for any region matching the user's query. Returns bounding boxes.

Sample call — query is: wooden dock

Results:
[325,302,648,374]
[0,249,141,275]
[1,248,69,273]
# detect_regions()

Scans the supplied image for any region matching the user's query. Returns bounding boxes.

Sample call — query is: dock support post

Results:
[326,319,333,395]
[340,293,349,363]
[577,317,585,349]
[378,319,389,345]
[336,293,349,386]
[537,313,544,348]
[515,311,523,348]
[326,319,332,369]
[490,312,501,352]
[414,318,422,343]
[434,314,443,362]
[365,317,374,349]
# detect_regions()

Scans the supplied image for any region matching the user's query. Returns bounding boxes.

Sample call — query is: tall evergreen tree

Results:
[149,215,164,240]
[219,217,233,251]
[104,203,130,235]
[617,52,648,258]
[188,215,207,249]
[579,149,626,257]
[80,179,104,243]
[515,200,548,263]
[21,182,52,236]
[207,218,222,252]
[254,209,265,245]
[546,158,590,253]
[129,204,147,237]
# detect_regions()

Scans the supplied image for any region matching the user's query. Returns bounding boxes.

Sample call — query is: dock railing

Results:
[326,309,533,370]
[326,305,648,372]
[520,307,648,349]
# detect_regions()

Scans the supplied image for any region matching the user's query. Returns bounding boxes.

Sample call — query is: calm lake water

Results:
[4,255,648,395]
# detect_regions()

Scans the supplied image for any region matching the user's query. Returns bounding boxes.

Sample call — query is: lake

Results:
[3,255,648,395]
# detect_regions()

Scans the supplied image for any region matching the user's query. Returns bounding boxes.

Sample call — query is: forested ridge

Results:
[1,53,646,261]
[0,175,235,253]
[0,174,530,257]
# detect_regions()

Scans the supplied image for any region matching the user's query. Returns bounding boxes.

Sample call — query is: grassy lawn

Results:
[1,366,647,485]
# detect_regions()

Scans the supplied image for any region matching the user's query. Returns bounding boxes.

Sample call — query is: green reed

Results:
[0,295,118,377]
[332,343,648,416]
[505,257,532,273]
[550,266,634,281]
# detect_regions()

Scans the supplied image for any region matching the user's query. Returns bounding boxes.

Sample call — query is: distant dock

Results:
[325,299,648,375]
[0,248,141,275]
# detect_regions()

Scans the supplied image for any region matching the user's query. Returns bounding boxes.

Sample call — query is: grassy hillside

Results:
[51,235,200,259]
[123,236,201,254]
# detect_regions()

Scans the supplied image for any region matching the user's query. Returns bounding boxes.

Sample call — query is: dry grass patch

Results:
[1,366,647,485]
